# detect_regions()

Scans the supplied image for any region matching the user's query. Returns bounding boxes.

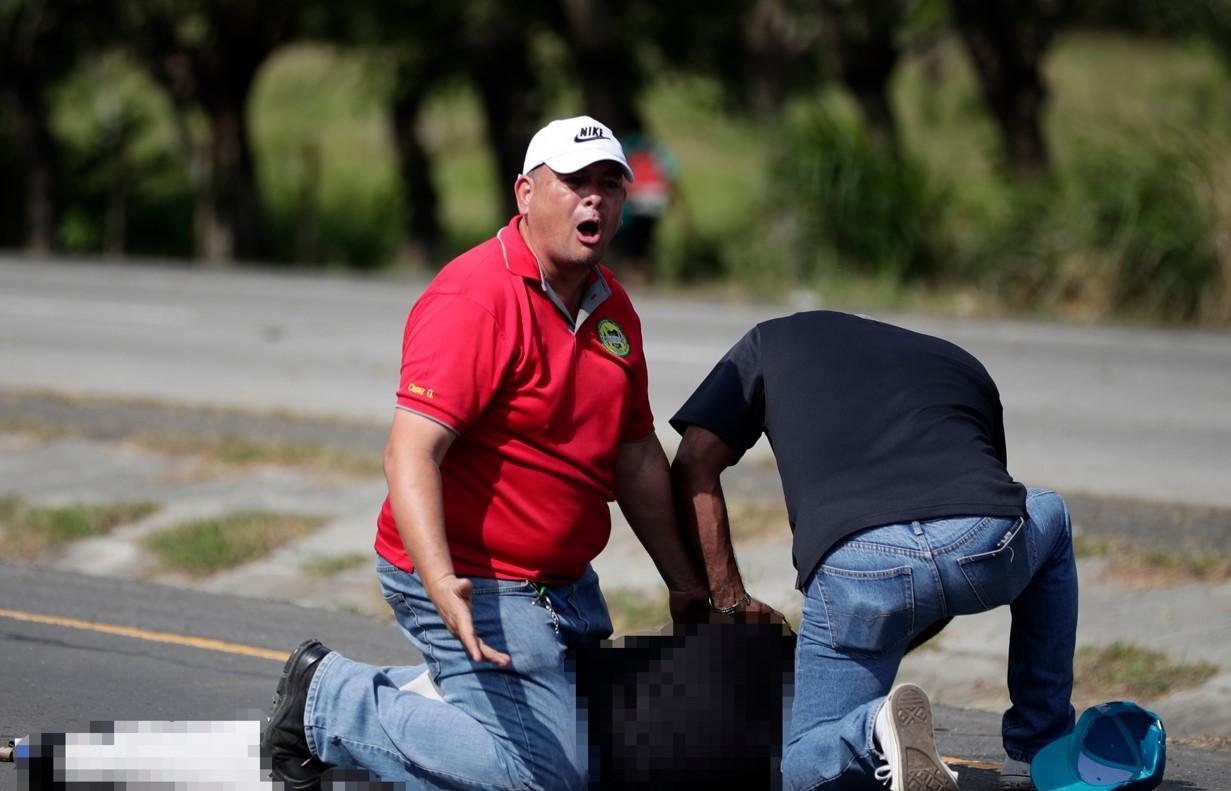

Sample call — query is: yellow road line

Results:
[0,607,287,661]
[0,607,1005,771]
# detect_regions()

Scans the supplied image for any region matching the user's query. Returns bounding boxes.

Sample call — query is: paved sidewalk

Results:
[4,427,1230,747]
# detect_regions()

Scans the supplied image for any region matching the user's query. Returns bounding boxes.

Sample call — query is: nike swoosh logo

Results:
[574,132,609,142]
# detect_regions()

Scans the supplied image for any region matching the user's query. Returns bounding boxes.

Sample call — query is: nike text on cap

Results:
[521,115,634,182]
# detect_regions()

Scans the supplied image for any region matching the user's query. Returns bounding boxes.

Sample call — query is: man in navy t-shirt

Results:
[670,311,1077,791]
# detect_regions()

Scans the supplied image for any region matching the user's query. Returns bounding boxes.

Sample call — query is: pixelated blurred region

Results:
[576,621,796,789]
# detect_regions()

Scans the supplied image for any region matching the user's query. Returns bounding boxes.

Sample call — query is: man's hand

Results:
[668,588,712,623]
[708,594,793,633]
[674,586,794,632]
[426,574,512,667]
[732,597,791,629]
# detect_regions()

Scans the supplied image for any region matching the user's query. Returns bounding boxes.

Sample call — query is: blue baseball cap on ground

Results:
[1032,701,1166,790]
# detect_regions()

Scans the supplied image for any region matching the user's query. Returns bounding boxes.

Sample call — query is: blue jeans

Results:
[781,488,1077,791]
[305,562,612,790]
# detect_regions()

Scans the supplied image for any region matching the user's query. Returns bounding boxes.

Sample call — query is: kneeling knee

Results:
[520,753,584,791]
[781,746,816,791]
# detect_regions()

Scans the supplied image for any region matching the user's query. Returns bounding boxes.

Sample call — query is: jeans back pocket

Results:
[957,517,1031,611]
[817,565,915,654]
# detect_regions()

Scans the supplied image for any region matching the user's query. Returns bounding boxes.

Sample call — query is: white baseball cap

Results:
[521,115,634,182]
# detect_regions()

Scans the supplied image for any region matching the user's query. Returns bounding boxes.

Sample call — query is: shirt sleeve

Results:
[669,325,766,457]
[395,292,517,433]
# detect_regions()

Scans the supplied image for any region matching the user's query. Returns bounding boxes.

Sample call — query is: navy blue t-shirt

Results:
[670,311,1026,589]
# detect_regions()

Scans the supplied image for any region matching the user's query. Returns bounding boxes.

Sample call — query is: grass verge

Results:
[301,552,370,579]
[1074,535,1231,586]
[726,498,792,543]
[1170,735,1231,749]
[0,496,159,561]
[0,415,69,441]
[0,389,386,480]
[132,432,383,479]
[142,511,328,577]
[1074,642,1218,701]
[604,587,670,637]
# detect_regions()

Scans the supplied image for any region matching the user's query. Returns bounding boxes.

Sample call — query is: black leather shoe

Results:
[272,752,332,790]
[262,639,332,788]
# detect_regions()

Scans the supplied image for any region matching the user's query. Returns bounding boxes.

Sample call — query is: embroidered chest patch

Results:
[596,317,631,358]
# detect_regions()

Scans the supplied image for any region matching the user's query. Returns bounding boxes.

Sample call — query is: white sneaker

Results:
[874,683,960,790]
[1000,756,1033,789]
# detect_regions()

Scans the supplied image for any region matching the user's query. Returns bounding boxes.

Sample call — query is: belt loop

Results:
[912,520,924,536]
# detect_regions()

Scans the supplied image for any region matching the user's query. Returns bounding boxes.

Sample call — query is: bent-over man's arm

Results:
[384,408,511,666]
[614,433,711,622]
[671,424,786,623]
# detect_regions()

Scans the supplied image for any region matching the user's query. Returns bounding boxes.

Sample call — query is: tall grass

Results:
[777,97,949,282]
[1073,142,1218,320]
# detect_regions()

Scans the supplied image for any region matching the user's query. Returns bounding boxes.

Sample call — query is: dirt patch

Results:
[604,587,670,636]
[1073,642,1219,704]
[726,498,792,543]
[1075,535,1231,588]
[1170,734,1231,749]
[0,387,386,454]
[0,388,385,481]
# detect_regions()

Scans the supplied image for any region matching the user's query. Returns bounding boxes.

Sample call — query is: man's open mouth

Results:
[577,219,601,244]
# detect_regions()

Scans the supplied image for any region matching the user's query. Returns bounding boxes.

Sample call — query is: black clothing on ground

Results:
[670,311,1026,588]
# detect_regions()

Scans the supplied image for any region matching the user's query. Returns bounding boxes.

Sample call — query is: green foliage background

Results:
[36,30,1231,324]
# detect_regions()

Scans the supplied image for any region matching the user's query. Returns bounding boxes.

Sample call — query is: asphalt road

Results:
[0,563,414,739]
[2,562,1228,789]
[2,255,1230,787]
[1,256,1229,508]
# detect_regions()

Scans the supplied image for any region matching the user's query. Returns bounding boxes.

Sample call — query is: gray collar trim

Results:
[538,264,610,333]
[498,225,611,333]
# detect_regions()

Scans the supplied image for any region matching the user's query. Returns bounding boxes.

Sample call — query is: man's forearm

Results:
[388,454,455,585]
[383,411,510,664]
[383,412,457,588]
[673,465,746,606]
[616,439,708,596]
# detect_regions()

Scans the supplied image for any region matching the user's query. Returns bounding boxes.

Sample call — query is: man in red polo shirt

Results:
[262,116,709,790]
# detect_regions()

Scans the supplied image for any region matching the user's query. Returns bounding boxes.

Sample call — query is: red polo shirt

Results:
[375,215,655,583]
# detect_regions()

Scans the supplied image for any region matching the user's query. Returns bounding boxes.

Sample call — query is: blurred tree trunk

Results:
[470,18,545,219]
[162,88,217,264]
[0,0,90,254]
[327,1,452,268]
[744,0,805,121]
[390,80,442,266]
[951,0,1066,177]
[156,73,267,264]
[125,2,299,264]
[558,0,644,134]
[6,85,58,254]
[202,93,266,263]
[817,0,906,151]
